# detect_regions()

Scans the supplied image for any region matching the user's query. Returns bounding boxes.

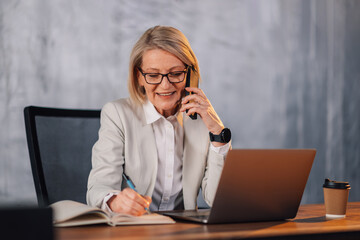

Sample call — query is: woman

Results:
[87,26,231,216]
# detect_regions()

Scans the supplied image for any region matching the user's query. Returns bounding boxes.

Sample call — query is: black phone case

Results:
[185,68,197,120]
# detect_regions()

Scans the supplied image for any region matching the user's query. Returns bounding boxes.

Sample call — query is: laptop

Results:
[163,149,316,224]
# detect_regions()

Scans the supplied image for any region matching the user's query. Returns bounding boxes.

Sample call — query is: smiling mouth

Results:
[157,92,175,96]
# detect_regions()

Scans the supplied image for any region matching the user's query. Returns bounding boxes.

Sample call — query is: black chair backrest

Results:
[24,106,100,207]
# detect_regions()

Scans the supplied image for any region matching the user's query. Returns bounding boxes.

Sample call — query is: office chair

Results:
[24,106,100,207]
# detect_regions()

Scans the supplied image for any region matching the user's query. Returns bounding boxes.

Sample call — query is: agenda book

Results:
[50,200,175,227]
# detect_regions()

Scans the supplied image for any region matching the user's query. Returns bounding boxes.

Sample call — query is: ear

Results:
[136,69,144,87]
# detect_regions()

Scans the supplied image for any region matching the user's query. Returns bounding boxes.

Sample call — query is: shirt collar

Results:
[143,100,182,125]
[143,100,162,124]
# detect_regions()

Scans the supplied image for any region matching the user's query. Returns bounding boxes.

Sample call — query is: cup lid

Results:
[323,178,350,189]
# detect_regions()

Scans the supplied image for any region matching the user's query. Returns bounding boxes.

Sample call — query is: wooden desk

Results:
[56,202,360,240]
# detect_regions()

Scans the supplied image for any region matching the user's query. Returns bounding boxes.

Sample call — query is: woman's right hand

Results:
[107,188,152,216]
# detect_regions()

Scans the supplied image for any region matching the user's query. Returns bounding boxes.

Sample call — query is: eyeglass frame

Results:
[137,66,189,85]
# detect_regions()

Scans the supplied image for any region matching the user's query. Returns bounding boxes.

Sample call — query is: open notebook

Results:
[51,200,175,227]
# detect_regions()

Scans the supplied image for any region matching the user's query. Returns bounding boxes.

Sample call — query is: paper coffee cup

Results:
[323,178,350,219]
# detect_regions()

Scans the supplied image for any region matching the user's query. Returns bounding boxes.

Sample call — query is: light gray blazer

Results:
[86,98,225,210]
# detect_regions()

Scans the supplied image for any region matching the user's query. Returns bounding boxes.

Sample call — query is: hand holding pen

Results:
[122,173,151,214]
[107,173,152,216]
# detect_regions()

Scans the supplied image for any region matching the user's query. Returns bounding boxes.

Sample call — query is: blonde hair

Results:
[128,26,200,104]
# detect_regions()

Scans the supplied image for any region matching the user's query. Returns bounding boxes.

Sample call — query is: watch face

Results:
[222,128,231,143]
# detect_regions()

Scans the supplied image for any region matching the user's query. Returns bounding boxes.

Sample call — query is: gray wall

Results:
[1,0,359,205]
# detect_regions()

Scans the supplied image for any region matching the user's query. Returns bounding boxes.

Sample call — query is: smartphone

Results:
[185,66,199,120]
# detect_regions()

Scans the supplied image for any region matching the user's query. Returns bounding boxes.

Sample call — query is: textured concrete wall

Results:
[1,0,359,205]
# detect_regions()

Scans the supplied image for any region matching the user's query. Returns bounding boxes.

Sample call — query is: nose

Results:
[159,75,172,88]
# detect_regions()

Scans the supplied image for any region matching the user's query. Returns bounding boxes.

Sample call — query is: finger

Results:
[182,104,205,117]
[181,98,209,113]
[120,190,150,215]
[125,199,148,214]
[108,192,144,216]
[185,87,206,98]
[185,107,202,117]
[124,206,145,216]
[123,188,151,209]
[121,195,149,215]
[142,195,152,204]
[182,94,206,105]
[181,101,203,111]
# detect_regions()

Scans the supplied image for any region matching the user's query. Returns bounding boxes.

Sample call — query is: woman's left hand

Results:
[180,87,225,137]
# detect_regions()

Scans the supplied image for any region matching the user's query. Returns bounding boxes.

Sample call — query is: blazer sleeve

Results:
[201,148,226,206]
[86,102,125,208]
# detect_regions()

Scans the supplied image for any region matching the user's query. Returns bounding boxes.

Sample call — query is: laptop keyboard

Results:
[180,210,210,218]
[185,214,209,220]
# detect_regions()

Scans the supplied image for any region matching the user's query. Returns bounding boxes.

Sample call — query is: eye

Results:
[147,73,160,78]
[169,72,184,77]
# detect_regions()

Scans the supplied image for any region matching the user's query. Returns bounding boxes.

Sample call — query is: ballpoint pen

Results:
[122,172,151,214]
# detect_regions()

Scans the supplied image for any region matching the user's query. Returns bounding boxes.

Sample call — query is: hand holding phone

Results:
[181,69,227,141]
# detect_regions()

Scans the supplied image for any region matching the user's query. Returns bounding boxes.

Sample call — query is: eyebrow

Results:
[143,66,186,72]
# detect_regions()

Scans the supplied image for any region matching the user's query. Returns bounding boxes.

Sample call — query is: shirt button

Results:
[167,174,172,178]
[163,197,169,201]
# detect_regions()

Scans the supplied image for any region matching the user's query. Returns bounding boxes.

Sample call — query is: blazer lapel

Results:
[182,114,209,209]
[134,104,158,197]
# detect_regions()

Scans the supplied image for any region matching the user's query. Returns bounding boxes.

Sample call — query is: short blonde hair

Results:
[128,25,200,104]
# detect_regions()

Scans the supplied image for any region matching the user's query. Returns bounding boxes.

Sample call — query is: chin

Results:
[161,104,177,112]
[158,102,180,114]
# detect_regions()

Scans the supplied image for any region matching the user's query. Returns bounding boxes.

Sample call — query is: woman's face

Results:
[139,49,186,117]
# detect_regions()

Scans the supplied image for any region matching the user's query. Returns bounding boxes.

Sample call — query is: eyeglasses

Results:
[138,67,188,85]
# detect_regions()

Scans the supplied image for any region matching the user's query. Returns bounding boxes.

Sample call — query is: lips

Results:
[157,92,175,96]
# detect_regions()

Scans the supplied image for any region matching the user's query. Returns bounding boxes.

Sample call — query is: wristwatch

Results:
[209,128,231,143]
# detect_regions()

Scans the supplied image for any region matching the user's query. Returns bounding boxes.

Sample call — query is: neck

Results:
[159,99,182,118]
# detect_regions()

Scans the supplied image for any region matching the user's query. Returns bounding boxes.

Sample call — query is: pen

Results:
[122,172,151,214]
